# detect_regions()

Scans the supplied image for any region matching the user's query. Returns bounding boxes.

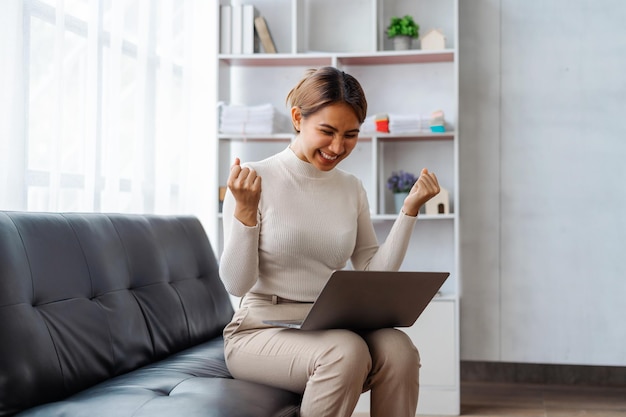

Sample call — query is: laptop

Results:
[262,270,449,331]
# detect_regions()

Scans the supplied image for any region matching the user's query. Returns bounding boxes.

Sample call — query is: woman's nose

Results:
[328,136,345,155]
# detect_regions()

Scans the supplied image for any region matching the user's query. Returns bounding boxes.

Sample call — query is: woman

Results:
[219,66,440,417]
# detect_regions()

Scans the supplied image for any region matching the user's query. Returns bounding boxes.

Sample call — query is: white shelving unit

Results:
[215,0,459,415]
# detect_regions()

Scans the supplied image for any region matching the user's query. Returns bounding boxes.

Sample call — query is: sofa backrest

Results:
[0,212,234,416]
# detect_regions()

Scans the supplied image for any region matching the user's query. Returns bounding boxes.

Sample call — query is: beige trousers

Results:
[223,293,420,417]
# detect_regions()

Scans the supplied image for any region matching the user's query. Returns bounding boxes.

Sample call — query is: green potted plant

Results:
[386,15,420,50]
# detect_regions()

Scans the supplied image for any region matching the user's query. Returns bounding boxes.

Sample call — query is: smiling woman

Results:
[289,102,360,171]
[286,67,366,172]
[0,0,217,226]
[219,66,441,417]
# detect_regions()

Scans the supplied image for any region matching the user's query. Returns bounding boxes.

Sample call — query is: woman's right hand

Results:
[227,157,262,226]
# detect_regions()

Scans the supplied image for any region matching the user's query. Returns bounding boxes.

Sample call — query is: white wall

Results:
[459,0,626,365]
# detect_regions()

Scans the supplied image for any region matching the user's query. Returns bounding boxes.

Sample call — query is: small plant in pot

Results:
[387,170,417,194]
[386,15,420,50]
[387,170,417,212]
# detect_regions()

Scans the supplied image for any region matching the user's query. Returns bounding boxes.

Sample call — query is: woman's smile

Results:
[290,102,361,171]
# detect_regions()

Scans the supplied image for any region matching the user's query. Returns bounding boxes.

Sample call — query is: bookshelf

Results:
[214,1,459,415]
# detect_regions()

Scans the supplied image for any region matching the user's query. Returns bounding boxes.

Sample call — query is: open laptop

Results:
[262,270,449,331]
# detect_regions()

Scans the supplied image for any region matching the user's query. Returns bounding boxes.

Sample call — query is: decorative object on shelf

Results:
[394,192,409,214]
[387,170,417,213]
[254,15,277,53]
[386,15,420,51]
[219,186,227,213]
[425,187,450,215]
[374,113,390,133]
[430,109,446,132]
[421,28,446,50]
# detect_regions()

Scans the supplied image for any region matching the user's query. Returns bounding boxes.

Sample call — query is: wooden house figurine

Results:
[425,187,450,215]
[420,29,446,50]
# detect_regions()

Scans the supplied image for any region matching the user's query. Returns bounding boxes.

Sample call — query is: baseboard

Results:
[461,360,626,387]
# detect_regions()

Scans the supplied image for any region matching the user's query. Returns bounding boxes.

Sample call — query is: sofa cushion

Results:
[15,338,301,417]
[0,212,235,415]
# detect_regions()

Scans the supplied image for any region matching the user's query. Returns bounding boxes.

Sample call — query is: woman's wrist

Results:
[401,205,419,217]
[234,207,258,226]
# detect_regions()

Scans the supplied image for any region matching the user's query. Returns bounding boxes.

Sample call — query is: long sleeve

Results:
[350,193,418,271]
[218,187,260,296]
[217,147,420,302]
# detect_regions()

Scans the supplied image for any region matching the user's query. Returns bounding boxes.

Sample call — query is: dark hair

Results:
[286,67,368,132]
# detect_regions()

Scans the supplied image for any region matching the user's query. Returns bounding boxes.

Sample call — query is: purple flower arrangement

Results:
[386,170,417,193]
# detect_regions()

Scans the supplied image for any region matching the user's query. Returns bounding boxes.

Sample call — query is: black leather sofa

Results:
[0,211,301,417]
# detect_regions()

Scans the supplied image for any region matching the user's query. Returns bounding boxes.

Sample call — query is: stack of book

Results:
[220,4,276,55]
[219,103,284,135]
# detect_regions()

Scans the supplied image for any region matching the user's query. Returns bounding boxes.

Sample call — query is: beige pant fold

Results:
[223,293,420,417]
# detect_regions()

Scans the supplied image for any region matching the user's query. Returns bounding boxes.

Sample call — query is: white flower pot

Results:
[394,192,409,213]
[392,36,412,50]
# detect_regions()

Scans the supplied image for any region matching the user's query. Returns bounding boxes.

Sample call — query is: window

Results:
[1,0,217,223]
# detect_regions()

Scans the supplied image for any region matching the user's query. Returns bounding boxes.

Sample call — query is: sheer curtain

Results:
[0,0,218,241]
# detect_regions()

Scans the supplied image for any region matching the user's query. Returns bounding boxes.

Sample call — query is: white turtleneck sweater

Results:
[219,146,418,302]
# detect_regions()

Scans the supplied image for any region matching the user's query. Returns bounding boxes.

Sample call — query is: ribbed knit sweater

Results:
[219,146,418,302]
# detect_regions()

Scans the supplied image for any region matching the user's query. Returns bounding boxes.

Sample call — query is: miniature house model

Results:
[420,29,446,50]
[425,187,450,215]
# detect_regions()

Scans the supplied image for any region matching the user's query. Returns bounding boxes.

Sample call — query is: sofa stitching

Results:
[5,212,68,394]
[4,212,36,306]
[144,215,192,349]
[62,213,117,377]
[176,216,224,336]
[172,217,194,346]
[128,376,195,417]
[108,214,158,361]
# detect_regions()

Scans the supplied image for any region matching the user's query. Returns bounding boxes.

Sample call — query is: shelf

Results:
[337,49,455,65]
[218,53,333,67]
[217,1,460,414]
[362,131,456,141]
[432,292,458,302]
[372,213,455,221]
[218,133,294,142]
[218,50,455,67]
[218,132,453,142]
[220,212,455,222]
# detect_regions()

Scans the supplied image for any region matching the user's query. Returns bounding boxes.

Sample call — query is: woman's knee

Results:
[317,330,372,375]
[367,328,420,372]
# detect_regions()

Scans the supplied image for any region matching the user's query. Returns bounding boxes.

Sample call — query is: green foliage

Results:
[386,15,419,38]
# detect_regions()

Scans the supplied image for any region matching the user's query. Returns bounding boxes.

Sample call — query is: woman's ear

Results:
[291,106,302,133]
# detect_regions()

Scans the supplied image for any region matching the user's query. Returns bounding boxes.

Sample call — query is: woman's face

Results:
[290,102,361,172]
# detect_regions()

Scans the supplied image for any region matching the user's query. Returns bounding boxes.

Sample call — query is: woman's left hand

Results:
[402,168,440,216]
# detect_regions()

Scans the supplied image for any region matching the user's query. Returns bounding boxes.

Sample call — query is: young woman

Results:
[219,66,440,417]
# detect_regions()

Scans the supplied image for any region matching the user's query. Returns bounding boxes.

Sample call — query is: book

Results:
[231,4,243,54]
[242,5,257,54]
[254,16,277,54]
[219,5,232,54]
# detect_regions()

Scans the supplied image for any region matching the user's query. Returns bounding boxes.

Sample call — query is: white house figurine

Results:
[425,187,449,215]
[420,29,446,50]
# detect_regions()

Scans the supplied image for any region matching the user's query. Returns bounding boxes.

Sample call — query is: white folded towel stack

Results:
[388,114,424,134]
[219,103,285,134]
